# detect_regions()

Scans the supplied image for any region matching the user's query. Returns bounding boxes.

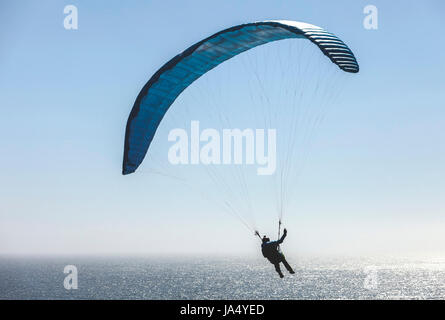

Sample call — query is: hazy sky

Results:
[1,0,444,257]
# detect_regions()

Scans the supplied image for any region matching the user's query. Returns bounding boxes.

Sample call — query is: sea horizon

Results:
[2,254,445,300]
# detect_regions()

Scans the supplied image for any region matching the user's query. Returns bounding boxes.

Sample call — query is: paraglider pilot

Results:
[261,228,295,278]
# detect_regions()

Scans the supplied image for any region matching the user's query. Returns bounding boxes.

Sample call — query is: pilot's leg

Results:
[281,258,295,274]
[274,263,284,278]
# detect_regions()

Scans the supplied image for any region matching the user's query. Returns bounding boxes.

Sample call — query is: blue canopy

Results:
[123,20,359,175]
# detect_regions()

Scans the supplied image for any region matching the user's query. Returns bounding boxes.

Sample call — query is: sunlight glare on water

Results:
[1,256,445,300]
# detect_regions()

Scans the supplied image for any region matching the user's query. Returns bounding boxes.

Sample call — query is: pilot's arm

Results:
[277,228,287,244]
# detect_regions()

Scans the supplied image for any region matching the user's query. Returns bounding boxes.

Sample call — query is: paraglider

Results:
[122,20,359,275]
[260,228,294,278]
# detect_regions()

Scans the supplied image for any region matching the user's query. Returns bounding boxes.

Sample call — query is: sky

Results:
[0,0,444,257]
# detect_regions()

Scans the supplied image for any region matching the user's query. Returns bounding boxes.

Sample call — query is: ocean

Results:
[1,256,445,299]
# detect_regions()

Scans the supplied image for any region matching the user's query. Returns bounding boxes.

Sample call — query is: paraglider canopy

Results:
[122,20,359,175]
